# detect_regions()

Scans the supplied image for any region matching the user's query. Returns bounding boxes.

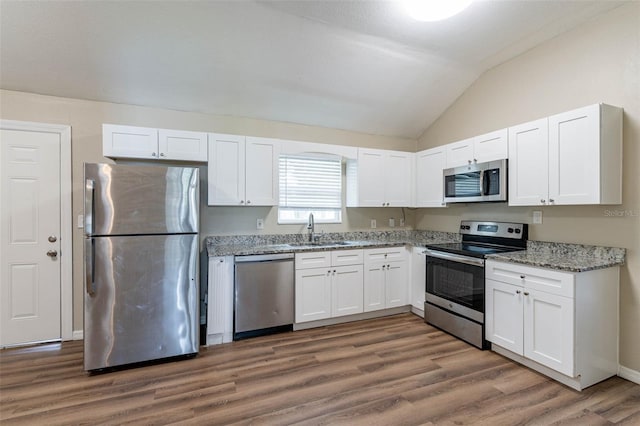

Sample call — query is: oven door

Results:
[425,250,485,319]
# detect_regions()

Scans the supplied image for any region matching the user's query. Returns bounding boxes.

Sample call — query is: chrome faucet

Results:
[307,212,315,242]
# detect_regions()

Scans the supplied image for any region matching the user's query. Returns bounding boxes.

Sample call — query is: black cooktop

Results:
[425,242,526,259]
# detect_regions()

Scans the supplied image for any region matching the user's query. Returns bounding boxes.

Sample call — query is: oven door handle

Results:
[423,249,485,267]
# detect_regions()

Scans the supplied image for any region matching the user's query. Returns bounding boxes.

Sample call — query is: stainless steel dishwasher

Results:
[234,253,294,339]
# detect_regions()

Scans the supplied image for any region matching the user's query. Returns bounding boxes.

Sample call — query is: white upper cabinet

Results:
[103,124,207,161]
[509,104,622,206]
[158,129,208,161]
[208,133,280,206]
[445,129,508,168]
[415,146,447,208]
[346,148,413,207]
[508,118,549,206]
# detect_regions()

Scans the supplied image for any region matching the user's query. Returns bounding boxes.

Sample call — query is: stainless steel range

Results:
[424,220,528,349]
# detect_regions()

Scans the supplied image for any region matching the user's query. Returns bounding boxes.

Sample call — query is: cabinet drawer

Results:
[364,247,406,263]
[295,251,331,270]
[486,260,574,298]
[331,249,363,266]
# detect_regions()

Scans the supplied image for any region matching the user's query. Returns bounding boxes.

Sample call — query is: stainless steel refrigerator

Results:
[83,163,199,371]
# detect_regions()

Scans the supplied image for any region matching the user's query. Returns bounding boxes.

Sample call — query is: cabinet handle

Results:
[160,152,165,157]
[523,292,530,296]
[540,199,546,204]
[152,152,157,157]
[520,275,525,279]
[549,199,555,203]
[516,290,521,294]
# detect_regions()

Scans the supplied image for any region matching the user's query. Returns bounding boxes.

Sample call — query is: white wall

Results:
[417,3,640,371]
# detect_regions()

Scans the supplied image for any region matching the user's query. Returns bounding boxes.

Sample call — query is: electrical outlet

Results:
[399,218,405,227]
[371,219,377,229]
[389,218,395,227]
[77,214,84,228]
[533,211,543,224]
[256,218,264,230]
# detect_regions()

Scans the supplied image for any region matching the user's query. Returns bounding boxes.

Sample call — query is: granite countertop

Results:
[205,230,460,257]
[205,231,625,272]
[486,241,626,273]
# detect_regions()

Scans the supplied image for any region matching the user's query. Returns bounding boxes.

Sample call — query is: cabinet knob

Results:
[46,250,58,258]
[549,199,555,203]
[520,275,525,279]
[247,200,251,204]
[541,199,546,204]
[333,270,336,274]
[152,152,157,157]
[473,158,477,163]
[516,290,521,294]
[382,202,385,206]
[523,292,530,296]
[387,264,390,268]
[386,202,390,206]
[468,160,472,164]
[240,200,244,204]
[160,152,165,157]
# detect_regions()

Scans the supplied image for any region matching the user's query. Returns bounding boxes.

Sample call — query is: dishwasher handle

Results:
[235,253,294,263]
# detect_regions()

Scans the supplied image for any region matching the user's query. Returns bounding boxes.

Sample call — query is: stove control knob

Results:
[515,229,521,234]
[465,225,471,230]
[507,228,514,233]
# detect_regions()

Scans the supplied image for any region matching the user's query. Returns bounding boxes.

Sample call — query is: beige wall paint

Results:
[0,89,416,332]
[417,3,640,371]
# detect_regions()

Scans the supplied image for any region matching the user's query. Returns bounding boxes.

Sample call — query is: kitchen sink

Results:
[285,240,354,247]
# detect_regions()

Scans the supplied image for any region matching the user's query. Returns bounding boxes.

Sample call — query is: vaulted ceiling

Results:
[0,1,625,138]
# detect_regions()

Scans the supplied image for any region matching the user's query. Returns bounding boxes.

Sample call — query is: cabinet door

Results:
[524,289,575,376]
[384,151,413,207]
[415,147,446,208]
[103,124,158,159]
[474,128,508,163]
[158,129,207,162]
[385,260,408,308]
[508,118,549,206]
[548,104,600,205]
[207,133,246,206]
[445,137,474,168]
[485,279,523,355]
[245,137,280,206]
[295,268,331,323]
[331,265,364,317]
[356,149,386,207]
[207,256,234,344]
[364,262,385,312]
[410,248,426,311]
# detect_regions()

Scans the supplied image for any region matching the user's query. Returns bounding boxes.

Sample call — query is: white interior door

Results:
[1,128,62,346]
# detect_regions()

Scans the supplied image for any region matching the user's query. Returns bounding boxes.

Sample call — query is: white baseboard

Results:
[72,330,83,341]
[618,365,640,385]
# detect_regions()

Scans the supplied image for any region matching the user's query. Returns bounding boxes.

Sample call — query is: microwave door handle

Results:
[479,170,486,195]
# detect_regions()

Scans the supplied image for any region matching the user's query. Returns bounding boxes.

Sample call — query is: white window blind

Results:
[278,154,342,223]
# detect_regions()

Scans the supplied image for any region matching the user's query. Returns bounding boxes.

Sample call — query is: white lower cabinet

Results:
[410,247,427,314]
[206,256,234,345]
[485,260,619,390]
[363,247,408,312]
[295,250,364,323]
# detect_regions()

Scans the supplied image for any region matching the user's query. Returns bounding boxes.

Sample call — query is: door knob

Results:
[46,250,58,258]
[48,235,57,243]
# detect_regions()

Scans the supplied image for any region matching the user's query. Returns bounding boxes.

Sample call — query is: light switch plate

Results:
[371,219,377,229]
[256,218,264,230]
[533,210,543,224]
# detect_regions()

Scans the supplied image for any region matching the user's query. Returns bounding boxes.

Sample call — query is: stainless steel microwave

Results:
[443,159,507,203]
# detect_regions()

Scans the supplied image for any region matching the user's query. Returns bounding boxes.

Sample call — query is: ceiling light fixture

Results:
[402,0,473,22]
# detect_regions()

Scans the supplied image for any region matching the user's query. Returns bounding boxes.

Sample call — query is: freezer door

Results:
[84,234,199,371]
[84,163,199,236]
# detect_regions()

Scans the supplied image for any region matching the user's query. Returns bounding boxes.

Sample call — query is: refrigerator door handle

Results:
[85,238,94,296]
[85,179,94,235]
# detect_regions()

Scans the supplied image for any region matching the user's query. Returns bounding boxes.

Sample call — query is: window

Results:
[278,154,342,224]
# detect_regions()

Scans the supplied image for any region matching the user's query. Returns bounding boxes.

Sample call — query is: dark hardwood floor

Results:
[1,313,638,425]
